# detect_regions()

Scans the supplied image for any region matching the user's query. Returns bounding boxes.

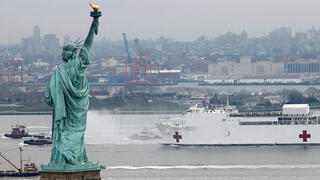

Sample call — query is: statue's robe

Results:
[45,47,90,165]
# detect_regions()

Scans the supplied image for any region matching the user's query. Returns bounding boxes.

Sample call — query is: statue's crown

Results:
[63,43,78,52]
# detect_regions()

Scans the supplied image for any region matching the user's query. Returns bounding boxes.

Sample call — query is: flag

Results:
[202,98,211,109]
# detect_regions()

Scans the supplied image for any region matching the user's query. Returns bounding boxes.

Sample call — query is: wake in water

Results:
[106,164,320,170]
[0,133,6,138]
[18,142,27,146]
[27,126,50,129]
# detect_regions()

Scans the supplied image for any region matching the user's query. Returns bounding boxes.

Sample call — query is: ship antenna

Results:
[227,95,229,106]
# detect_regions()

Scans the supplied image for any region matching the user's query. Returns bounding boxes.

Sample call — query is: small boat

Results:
[24,135,52,145]
[0,148,40,177]
[4,125,30,139]
[129,129,162,140]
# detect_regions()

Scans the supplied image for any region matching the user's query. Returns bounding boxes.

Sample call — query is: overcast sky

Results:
[1,0,320,44]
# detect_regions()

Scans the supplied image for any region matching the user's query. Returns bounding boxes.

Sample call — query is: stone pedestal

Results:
[40,169,101,180]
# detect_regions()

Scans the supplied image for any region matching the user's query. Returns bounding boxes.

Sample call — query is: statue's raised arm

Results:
[83,2,102,52]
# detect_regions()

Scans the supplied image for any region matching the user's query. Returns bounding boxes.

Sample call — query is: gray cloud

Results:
[1,0,320,43]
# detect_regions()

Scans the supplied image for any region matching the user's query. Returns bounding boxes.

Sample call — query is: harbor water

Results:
[1,111,320,179]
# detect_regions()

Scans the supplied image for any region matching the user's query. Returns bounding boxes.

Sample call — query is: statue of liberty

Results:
[42,3,101,172]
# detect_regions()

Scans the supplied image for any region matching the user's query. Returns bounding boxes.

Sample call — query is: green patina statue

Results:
[42,4,101,172]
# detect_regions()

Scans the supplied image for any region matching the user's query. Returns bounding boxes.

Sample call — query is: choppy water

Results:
[1,111,320,179]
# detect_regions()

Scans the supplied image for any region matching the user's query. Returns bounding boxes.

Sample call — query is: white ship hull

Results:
[155,104,320,146]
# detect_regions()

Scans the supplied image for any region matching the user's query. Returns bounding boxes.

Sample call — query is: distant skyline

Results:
[2,0,320,44]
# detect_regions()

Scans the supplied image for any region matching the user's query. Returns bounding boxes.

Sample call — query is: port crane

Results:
[0,49,23,84]
[122,33,160,84]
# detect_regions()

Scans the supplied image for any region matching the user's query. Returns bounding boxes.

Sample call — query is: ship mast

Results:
[20,147,23,173]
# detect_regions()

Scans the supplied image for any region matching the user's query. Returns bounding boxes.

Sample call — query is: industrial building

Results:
[208,56,284,77]
[285,61,320,74]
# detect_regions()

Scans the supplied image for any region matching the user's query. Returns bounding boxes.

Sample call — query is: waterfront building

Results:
[208,57,284,78]
[208,60,234,77]
[285,61,320,74]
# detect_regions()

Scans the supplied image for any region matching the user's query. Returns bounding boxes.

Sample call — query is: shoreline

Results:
[0,110,184,115]
[0,111,52,115]
[1,106,320,116]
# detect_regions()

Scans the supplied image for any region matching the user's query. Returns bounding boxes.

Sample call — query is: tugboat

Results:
[0,148,40,177]
[24,134,52,145]
[4,125,30,139]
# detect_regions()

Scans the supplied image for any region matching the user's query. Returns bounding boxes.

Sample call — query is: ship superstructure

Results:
[155,103,320,146]
[4,125,30,139]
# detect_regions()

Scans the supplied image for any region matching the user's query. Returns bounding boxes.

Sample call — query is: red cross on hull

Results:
[173,131,182,143]
[299,130,311,142]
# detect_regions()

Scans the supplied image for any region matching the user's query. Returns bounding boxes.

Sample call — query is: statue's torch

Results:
[89,2,101,34]
[89,2,102,18]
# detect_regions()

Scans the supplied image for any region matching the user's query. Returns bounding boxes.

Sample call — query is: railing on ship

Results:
[230,111,282,117]
[277,115,319,125]
[230,110,320,125]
